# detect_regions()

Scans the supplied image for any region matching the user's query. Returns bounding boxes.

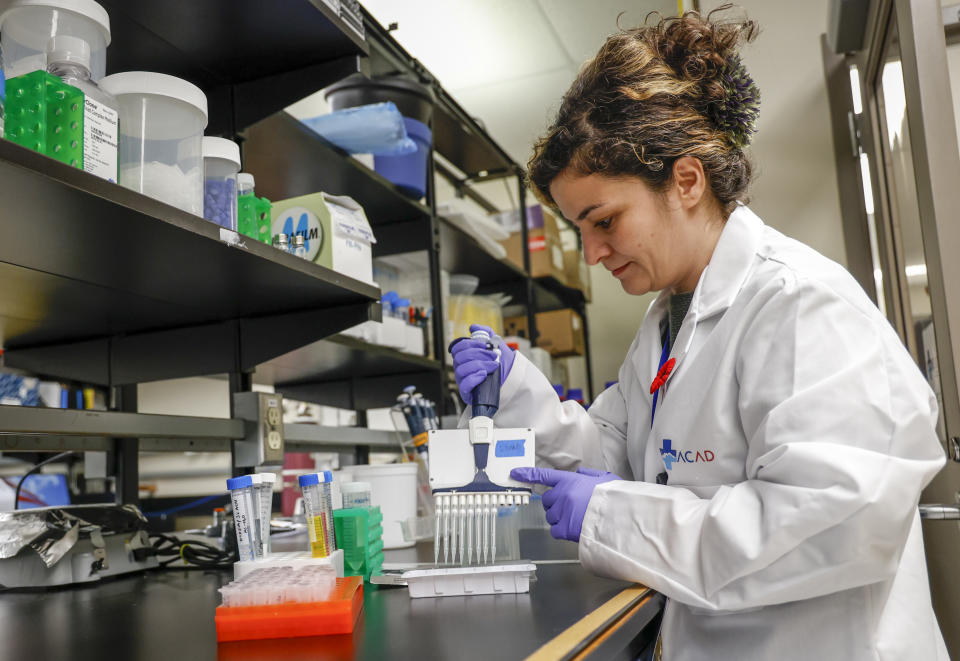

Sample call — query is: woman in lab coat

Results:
[450,9,948,661]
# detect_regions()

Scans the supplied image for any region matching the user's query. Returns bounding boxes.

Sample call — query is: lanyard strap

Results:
[650,332,671,428]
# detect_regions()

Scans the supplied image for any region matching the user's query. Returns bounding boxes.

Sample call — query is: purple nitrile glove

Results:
[510,466,621,542]
[449,324,515,405]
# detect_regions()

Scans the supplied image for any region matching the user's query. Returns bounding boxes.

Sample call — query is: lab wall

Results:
[704,0,846,267]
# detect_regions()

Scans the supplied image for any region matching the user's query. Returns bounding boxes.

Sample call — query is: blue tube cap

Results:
[552,384,564,398]
[298,473,320,487]
[227,475,254,490]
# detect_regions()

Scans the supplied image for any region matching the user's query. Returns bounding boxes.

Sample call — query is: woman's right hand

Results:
[449,324,516,405]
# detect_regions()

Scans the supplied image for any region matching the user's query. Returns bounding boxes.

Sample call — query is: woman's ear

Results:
[671,156,707,210]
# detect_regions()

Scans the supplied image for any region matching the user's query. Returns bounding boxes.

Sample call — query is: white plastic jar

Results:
[350,463,418,549]
[0,0,110,81]
[99,72,208,215]
[340,481,372,509]
[202,136,240,231]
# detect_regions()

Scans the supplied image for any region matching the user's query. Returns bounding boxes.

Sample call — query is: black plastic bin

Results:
[324,75,435,125]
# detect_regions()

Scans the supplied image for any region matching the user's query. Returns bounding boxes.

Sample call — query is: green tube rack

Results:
[333,505,384,582]
[238,193,273,243]
[4,70,84,169]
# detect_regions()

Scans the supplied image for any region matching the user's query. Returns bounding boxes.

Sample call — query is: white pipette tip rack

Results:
[403,562,536,598]
[219,565,339,608]
[233,549,344,581]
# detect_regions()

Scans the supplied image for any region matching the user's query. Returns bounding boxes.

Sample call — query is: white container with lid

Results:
[349,463,418,549]
[99,72,208,215]
[202,136,241,231]
[0,0,110,81]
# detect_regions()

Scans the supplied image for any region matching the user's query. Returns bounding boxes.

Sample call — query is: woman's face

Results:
[550,169,703,295]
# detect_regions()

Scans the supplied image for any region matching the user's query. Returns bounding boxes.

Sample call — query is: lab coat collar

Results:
[636,205,763,380]
[694,204,764,322]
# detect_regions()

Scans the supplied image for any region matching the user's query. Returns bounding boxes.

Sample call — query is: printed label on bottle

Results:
[83,98,119,182]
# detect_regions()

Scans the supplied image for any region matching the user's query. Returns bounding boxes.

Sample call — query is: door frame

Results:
[853,0,960,453]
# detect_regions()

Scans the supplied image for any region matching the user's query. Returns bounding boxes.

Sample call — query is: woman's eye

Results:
[593,217,612,229]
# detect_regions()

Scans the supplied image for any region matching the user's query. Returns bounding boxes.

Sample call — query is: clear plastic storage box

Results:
[99,71,208,215]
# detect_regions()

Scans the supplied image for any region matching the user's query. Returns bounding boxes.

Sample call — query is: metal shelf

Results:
[254,334,439,387]
[0,139,380,384]
[101,0,369,134]
[241,112,432,227]
[284,424,406,452]
[258,335,445,411]
[534,275,587,312]
[438,220,527,287]
[432,88,515,180]
[0,404,406,453]
[0,405,243,452]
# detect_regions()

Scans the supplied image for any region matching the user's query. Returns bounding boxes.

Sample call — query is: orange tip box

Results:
[215,575,363,642]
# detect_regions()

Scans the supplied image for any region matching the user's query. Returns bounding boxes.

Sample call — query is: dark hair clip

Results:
[707,54,761,148]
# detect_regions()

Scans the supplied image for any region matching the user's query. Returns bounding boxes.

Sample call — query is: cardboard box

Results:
[271,192,377,285]
[504,310,585,357]
[562,249,593,301]
[504,315,529,340]
[563,250,582,290]
[536,309,585,357]
[497,206,565,281]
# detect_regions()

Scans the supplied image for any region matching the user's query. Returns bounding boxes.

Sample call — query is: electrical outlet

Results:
[233,392,284,468]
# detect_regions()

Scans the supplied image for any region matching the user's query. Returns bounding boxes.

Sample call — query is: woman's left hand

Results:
[511,466,621,542]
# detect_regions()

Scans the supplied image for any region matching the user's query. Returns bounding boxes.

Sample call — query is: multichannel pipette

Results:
[428,329,534,566]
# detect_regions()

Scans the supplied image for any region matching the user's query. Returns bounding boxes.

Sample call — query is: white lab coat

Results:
[493,206,948,660]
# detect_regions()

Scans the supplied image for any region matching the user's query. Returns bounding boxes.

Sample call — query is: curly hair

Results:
[528,6,759,218]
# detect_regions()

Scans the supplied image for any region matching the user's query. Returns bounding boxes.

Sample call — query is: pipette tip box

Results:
[403,563,536,598]
[215,572,362,642]
[233,549,344,580]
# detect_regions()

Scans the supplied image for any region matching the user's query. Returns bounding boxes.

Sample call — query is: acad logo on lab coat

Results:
[660,439,716,470]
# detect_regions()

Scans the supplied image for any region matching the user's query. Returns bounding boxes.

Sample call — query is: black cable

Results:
[149,532,236,569]
[14,451,76,510]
